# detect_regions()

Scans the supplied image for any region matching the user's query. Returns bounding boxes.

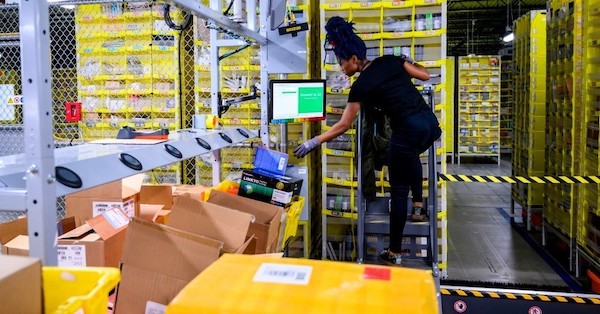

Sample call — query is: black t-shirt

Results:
[347,55,428,124]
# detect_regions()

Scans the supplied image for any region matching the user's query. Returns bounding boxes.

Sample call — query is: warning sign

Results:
[453,300,467,313]
[528,306,542,314]
[6,95,23,105]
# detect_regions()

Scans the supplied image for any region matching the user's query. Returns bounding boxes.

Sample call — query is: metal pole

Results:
[210,0,222,185]
[356,109,365,263]
[259,0,270,147]
[425,87,441,312]
[279,74,288,153]
[19,0,58,265]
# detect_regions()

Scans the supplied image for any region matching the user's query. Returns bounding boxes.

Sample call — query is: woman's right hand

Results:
[293,136,320,158]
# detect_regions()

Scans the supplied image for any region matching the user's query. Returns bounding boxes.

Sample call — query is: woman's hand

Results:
[294,136,320,158]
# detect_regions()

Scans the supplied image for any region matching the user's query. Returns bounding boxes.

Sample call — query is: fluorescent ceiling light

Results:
[502,32,514,42]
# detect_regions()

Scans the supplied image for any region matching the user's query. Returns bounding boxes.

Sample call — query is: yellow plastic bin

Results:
[43,267,120,314]
[280,196,305,251]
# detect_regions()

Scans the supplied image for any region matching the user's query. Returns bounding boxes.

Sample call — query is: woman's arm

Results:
[404,61,431,81]
[317,102,360,143]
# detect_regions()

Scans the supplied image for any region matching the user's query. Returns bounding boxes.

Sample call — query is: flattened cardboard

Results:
[140,185,175,209]
[115,219,223,314]
[2,235,30,256]
[207,191,283,254]
[0,255,42,314]
[167,196,254,253]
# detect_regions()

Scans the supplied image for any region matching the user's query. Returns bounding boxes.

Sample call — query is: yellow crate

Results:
[43,267,120,314]
[167,254,439,314]
[280,196,305,250]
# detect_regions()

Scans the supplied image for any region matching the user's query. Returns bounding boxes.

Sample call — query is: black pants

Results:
[388,110,441,253]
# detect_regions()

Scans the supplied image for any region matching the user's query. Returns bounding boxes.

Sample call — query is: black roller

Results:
[119,153,143,171]
[165,144,182,158]
[237,128,249,138]
[196,137,212,150]
[219,132,233,143]
[55,166,82,189]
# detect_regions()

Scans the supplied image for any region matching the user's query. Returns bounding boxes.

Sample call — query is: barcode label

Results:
[253,263,312,285]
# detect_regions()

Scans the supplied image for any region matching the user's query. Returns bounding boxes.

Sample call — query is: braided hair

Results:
[325,16,367,61]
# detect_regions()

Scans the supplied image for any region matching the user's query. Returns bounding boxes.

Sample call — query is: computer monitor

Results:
[269,79,327,124]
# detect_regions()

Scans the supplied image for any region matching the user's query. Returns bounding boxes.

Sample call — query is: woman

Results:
[293,17,441,265]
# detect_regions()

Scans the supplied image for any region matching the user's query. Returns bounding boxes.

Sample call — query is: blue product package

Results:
[253,147,289,176]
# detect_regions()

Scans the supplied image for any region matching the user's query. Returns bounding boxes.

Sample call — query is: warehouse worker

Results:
[294,16,441,265]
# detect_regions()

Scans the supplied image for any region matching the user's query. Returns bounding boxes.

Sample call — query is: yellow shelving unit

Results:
[319,0,448,275]
[500,59,513,154]
[75,3,183,183]
[544,0,583,248]
[457,55,501,164]
[580,0,600,267]
[512,11,547,230]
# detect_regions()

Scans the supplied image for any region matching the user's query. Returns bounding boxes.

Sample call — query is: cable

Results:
[163,4,192,31]
[224,0,234,15]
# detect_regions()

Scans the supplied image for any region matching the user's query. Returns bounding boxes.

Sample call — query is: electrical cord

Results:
[163,4,192,31]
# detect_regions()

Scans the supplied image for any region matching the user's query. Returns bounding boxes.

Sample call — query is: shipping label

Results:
[57,245,86,267]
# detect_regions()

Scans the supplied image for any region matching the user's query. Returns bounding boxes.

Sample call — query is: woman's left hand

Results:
[293,136,320,158]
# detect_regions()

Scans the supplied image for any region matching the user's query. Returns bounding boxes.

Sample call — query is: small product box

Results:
[238,170,303,207]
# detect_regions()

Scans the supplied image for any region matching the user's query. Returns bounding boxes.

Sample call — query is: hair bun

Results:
[325,16,356,47]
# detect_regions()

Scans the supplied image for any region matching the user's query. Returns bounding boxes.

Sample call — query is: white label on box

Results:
[271,189,292,204]
[93,200,135,218]
[93,201,124,217]
[145,301,166,314]
[278,157,286,171]
[298,167,307,174]
[123,198,135,217]
[253,263,312,285]
[102,209,129,230]
[57,245,86,267]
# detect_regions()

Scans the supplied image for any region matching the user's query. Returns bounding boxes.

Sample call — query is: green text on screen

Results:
[298,87,324,114]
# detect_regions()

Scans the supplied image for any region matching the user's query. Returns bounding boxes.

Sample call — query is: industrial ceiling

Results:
[448,0,548,56]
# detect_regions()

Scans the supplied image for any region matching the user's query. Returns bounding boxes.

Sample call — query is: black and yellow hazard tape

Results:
[440,288,600,304]
[438,173,600,184]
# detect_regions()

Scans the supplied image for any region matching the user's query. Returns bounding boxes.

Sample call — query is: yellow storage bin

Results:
[43,267,120,314]
[167,254,439,314]
[280,196,305,250]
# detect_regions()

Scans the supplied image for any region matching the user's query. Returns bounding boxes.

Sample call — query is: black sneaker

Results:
[378,249,402,266]
[411,206,429,222]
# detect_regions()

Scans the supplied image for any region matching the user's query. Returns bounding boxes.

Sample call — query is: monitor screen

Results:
[269,79,326,124]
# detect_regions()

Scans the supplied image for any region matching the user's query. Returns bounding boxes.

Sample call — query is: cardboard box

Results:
[207,191,283,254]
[0,255,42,314]
[238,170,303,206]
[114,218,224,314]
[0,217,76,256]
[173,184,208,202]
[168,254,439,314]
[153,210,171,225]
[0,217,27,250]
[166,196,254,253]
[139,184,174,209]
[57,208,129,267]
[139,204,165,221]
[66,174,144,226]
[3,235,30,256]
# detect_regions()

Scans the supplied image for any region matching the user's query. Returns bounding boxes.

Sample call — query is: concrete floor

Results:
[446,157,570,288]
